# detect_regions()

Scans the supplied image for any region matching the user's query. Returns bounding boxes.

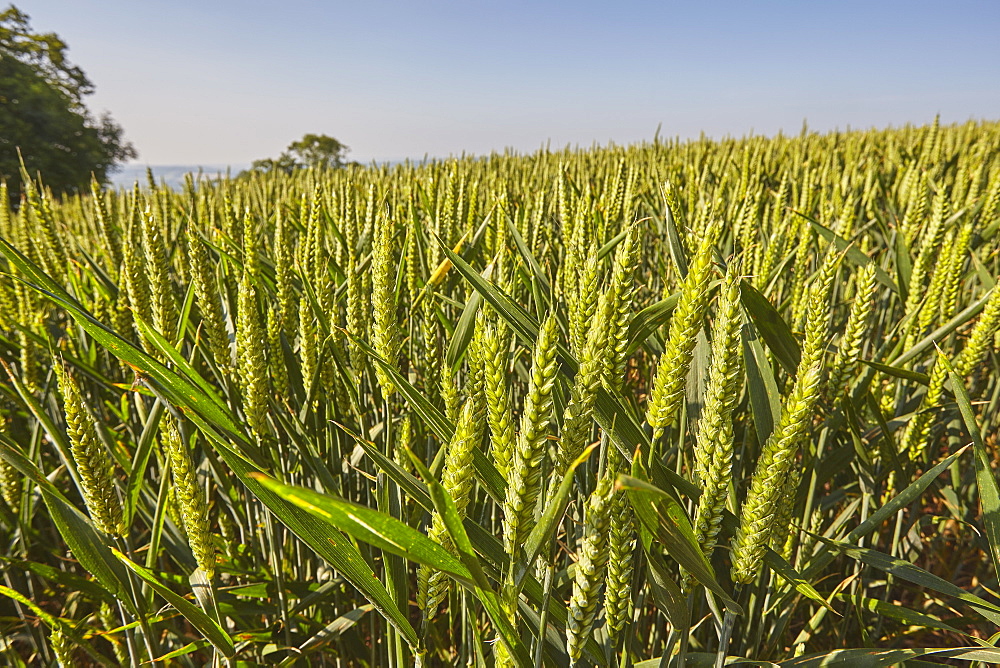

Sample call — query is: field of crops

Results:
[2,117,1000,666]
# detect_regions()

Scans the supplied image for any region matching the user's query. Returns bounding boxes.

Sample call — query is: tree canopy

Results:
[248,133,350,174]
[0,5,136,198]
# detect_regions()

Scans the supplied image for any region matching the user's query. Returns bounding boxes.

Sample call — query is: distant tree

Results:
[287,133,349,170]
[248,153,299,176]
[0,4,136,198]
[247,133,350,175]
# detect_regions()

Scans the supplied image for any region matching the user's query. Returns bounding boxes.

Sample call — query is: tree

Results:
[0,5,136,198]
[287,133,349,170]
[248,133,350,175]
[248,153,299,176]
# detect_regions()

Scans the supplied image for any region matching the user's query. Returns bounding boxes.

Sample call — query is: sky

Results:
[16,0,1000,168]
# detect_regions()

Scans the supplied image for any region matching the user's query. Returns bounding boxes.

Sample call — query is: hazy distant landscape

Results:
[110,164,249,189]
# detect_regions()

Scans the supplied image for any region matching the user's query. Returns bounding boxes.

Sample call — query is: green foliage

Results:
[0,5,135,198]
[247,132,351,174]
[2,117,1000,666]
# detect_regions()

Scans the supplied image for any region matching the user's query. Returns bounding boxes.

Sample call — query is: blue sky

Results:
[18,0,1000,167]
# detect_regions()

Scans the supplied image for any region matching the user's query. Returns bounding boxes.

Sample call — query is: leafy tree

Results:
[287,133,349,169]
[0,5,136,198]
[248,133,350,174]
[248,153,299,175]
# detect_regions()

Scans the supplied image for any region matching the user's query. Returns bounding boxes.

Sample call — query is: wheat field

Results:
[2,117,1000,666]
